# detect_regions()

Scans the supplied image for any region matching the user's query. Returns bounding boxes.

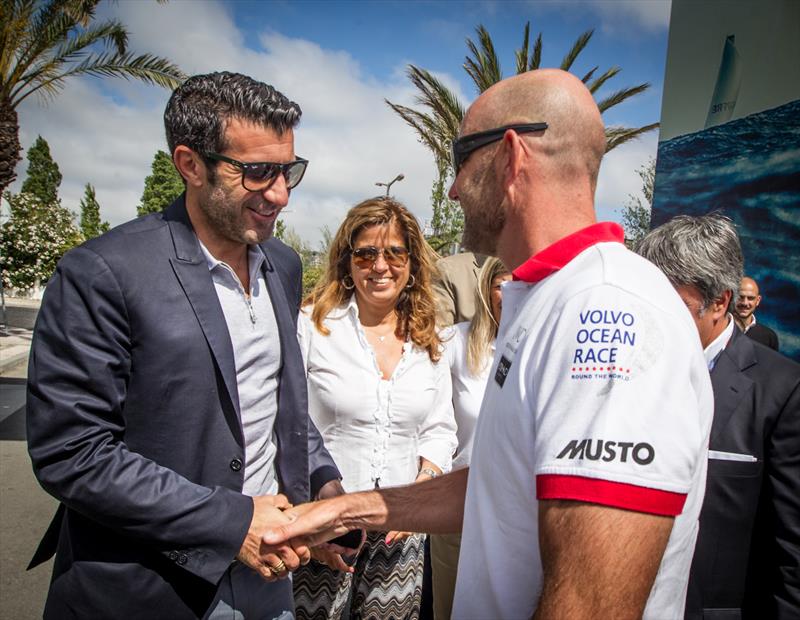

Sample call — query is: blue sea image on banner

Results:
[652,98,800,360]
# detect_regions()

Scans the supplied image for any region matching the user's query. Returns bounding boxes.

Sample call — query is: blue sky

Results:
[12,0,672,245]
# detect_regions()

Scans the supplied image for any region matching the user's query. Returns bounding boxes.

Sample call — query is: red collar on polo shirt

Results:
[512,222,625,283]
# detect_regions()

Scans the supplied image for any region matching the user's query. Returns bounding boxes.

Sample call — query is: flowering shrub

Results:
[1,192,83,292]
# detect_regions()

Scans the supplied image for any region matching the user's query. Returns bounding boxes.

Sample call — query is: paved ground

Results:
[1,326,55,618]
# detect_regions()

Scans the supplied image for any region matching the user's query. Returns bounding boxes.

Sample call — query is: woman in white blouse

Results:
[431,257,511,620]
[293,196,457,620]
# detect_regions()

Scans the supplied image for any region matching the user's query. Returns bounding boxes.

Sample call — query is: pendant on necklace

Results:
[378,335,386,342]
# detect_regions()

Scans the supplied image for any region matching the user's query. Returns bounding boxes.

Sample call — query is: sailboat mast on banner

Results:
[705,34,742,128]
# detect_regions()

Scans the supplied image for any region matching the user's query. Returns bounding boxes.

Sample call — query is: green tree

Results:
[79,182,109,238]
[138,150,184,215]
[620,157,655,248]
[0,190,82,291]
[387,23,659,247]
[274,218,286,242]
[0,0,185,196]
[20,135,61,203]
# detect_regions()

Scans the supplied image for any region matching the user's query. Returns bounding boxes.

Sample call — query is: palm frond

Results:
[15,52,185,105]
[530,33,542,70]
[0,0,36,82]
[514,22,530,75]
[596,82,650,113]
[587,66,620,94]
[405,65,464,138]
[5,0,106,100]
[604,123,660,152]
[581,66,598,84]
[464,24,501,93]
[11,19,132,102]
[559,29,593,71]
[385,101,450,163]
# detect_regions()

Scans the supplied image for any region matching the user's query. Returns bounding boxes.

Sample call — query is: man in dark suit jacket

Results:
[734,276,780,351]
[26,72,342,619]
[639,214,800,619]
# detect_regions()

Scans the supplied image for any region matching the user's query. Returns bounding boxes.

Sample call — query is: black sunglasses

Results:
[451,122,548,174]
[206,153,309,192]
[350,246,410,269]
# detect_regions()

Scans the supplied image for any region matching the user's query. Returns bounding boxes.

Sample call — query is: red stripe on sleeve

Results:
[536,474,687,516]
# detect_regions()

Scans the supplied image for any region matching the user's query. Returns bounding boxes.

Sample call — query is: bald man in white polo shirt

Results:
[265,69,712,620]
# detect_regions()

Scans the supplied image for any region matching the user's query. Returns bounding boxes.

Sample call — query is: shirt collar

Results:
[512,222,625,283]
[704,313,735,371]
[742,314,757,333]
[197,239,265,275]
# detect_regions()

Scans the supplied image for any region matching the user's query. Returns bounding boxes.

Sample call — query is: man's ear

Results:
[500,129,525,190]
[710,290,733,320]
[173,146,205,188]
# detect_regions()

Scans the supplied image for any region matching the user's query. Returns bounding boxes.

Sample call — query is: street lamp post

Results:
[375,173,405,196]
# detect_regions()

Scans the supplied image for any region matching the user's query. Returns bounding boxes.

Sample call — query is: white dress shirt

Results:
[298,297,456,492]
[442,322,494,469]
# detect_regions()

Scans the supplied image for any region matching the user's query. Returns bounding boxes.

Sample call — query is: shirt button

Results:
[168,551,178,561]
[230,458,243,471]
[177,553,188,565]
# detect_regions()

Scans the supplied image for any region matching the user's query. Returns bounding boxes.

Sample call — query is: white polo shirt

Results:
[452,223,713,620]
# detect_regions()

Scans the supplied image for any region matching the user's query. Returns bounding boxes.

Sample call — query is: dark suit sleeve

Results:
[26,247,252,583]
[270,239,340,497]
[769,375,800,617]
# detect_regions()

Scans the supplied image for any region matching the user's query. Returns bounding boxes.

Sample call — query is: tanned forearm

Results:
[342,466,468,534]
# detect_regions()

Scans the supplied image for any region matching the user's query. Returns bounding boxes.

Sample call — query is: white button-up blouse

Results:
[298,298,457,493]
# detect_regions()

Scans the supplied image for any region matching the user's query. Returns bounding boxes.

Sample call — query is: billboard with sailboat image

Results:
[652,0,800,359]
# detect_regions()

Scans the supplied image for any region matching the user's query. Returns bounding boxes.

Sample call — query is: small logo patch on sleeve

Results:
[495,355,512,387]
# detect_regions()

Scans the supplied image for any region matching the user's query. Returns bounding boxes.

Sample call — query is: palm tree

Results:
[0,0,185,195]
[387,23,659,247]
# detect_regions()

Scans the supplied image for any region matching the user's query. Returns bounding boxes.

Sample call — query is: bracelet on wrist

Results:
[419,467,439,479]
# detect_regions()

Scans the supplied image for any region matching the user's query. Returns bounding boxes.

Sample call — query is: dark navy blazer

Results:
[26,197,339,618]
[685,326,800,620]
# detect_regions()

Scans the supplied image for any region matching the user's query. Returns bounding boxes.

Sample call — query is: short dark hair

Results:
[163,72,301,159]
[637,213,743,309]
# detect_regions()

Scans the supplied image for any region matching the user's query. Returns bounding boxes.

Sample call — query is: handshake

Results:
[235,482,366,582]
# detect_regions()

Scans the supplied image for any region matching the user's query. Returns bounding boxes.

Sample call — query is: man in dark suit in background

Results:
[734,276,780,351]
[639,214,800,619]
[26,72,342,619]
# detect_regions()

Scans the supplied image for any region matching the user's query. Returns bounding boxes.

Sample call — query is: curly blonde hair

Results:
[305,196,442,362]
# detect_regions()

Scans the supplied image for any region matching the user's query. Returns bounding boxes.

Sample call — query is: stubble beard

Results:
[460,168,505,256]
[201,182,274,246]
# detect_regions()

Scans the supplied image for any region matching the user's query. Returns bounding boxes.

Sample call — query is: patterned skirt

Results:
[293,531,425,620]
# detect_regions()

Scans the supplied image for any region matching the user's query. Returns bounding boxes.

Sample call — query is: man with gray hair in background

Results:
[638,213,800,619]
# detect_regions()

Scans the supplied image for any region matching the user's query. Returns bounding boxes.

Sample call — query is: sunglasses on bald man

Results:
[451,122,548,174]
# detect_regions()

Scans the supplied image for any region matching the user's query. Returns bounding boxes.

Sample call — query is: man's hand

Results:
[310,543,356,573]
[263,494,354,551]
[237,494,310,581]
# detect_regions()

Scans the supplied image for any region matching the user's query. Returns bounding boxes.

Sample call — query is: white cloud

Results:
[8,0,655,246]
[529,0,671,35]
[596,132,659,223]
[593,0,671,34]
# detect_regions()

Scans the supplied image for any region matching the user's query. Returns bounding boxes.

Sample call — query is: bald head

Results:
[734,276,762,325]
[466,69,606,190]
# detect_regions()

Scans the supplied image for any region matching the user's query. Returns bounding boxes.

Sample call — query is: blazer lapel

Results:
[164,198,241,421]
[709,328,756,444]
[257,249,289,354]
